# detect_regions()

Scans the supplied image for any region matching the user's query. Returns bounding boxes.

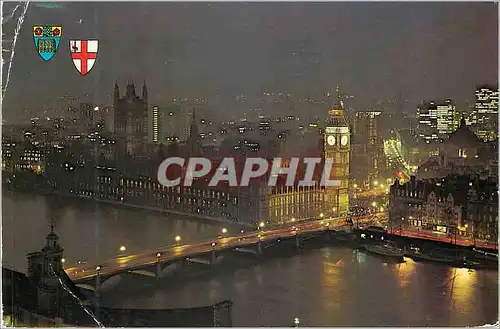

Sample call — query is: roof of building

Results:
[99,301,232,327]
[2,267,98,326]
[392,174,497,205]
[3,265,231,327]
[445,117,481,148]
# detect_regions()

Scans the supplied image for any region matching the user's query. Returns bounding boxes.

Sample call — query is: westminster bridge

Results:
[65,213,385,295]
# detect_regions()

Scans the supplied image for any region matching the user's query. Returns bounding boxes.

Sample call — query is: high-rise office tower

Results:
[473,85,498,141]
[416,99,457,142]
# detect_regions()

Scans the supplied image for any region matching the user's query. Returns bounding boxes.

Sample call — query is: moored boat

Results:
[364,243,405,261]
[408,250,463,265]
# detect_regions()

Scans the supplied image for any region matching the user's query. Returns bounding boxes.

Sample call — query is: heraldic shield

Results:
[33,25,62,61]
[69,40,99,76]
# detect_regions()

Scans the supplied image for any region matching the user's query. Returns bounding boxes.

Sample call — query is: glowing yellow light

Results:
[291,218,296,222]
[353,184,358,188]
[221,228,228,234]
[259,222,265,228]
[371,201,377,207]
[320,213,324,218]
[373,180,379,186]
[61,258,66,263]
[175,235,181,242]
[119,245,126,252]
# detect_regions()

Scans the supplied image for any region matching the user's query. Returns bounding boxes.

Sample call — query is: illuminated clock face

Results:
[341,135,348,146]
[327,135,336,146]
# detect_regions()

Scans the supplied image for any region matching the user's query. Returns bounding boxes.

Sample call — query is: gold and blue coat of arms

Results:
[33,25,62,61]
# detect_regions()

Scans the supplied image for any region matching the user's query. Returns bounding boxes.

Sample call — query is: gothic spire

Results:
[142,80,148,101]
[328,85,344,116]
[332,85,343,110]
[126,80,136,96]
[44,219,60,250]
[114,81,120,100]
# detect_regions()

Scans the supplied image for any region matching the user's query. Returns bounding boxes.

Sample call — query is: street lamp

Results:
[175,235,181,243]
[156,252,162,258]
[259,222,265,229]
[291,217,296,223]
[221,228,228,234]
[119,245,126,252]
[61,258,66,264]
[319,213,324,218]
[96,265,101,271]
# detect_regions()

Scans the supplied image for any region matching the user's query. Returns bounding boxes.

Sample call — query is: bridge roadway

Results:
[65,213,387,283]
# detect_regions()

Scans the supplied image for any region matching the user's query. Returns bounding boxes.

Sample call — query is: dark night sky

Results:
[2,2,498,123]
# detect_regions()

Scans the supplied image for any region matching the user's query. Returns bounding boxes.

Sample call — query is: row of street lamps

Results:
[67,217,341,274]
[64,224,260,267]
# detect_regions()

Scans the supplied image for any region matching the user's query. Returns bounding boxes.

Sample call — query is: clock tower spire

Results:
[323,85,350,217]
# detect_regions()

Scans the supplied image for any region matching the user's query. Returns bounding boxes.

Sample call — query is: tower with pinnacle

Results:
[26,224,65,317]
[323,86,351,217]
[113,80,149,155]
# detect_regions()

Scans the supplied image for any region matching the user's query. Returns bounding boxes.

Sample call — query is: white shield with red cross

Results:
[69,40,98,76]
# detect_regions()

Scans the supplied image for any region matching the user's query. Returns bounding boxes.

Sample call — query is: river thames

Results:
[3,192,498,327]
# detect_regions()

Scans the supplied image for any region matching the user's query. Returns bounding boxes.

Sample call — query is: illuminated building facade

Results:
[2,139,16,171]
[43,146,329,226]
[323,86,350,217]
[389,175,497,241]
[416,99,458,142]
[472,85,498,141]
[152,106,159,143]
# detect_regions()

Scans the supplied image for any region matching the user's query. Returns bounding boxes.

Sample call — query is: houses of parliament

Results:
[43,82,351,226]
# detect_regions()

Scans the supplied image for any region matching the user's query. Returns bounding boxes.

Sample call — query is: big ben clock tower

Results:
[323,86,350,217]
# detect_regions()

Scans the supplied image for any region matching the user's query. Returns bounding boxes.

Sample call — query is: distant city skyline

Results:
[2,2,498,123]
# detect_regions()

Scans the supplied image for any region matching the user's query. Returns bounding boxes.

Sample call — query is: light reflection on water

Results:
[2,193,234,272]
[2,193,499,326]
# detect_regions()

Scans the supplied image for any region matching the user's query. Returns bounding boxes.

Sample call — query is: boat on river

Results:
[408,247,498,270]
[408,249,463,265]
[364,242,405,261]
